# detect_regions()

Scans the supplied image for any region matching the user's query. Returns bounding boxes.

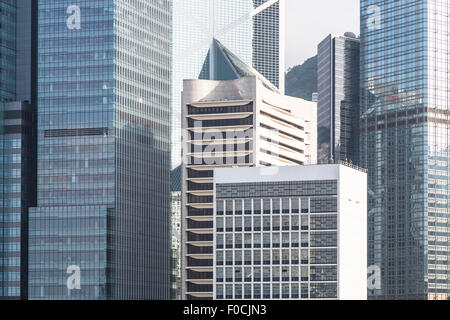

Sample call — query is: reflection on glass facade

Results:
[0,0,16,102]
[29,0,172,300]
[171,0,284,168]
[0,102,36,300]
[317,34,360,164]
[361,0,450,300]
[0,0,17,299]
[0,0,37,300]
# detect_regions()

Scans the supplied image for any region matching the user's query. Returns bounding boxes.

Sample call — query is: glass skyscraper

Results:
[0,0,19,299]
[361,0,450,299]
[28,0,172,300]
[0,0,16,102]
[171,0,285,169]
[0,0,37,300]
[317,33,360,165]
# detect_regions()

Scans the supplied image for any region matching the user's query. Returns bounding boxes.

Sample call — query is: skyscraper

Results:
[181,42,316,300]
[0,101,36,300]
[171,0,285,169]
[0,0,16,102]
[28,0,172,300]
[171,166,182,300]
[0,0,37,300]
[317,33,360,165]
[361,0,450,300]
[213,164,367,300]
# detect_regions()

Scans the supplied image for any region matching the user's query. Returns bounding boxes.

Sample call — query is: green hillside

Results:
[285,55,317,101]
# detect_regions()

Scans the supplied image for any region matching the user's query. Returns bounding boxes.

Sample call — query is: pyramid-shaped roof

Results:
[199,38,280,93]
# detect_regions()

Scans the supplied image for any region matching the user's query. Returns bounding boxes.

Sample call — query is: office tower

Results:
[181,43,316,300]
[0,0,16,102]
[171,0,285,168]
[213,164,367,300]
[28,0,172,300]
[0,102,36,300]
[361,0,450,300]
[317,33,360,165]
[171,166,182,299]
[0,0,37,300]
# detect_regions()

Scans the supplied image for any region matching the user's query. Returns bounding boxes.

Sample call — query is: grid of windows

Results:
[0,101,36,300]
[216,180,338,199]
[361,0,450,300]
[0,0,16,101]
[214,194,338,300]
[317,34,360,165]
[29,0,171,300]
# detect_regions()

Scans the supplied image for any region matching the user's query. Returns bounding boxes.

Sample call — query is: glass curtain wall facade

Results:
[28,0,172,300]
[361,0,450,300]
[171,0,284,169]
[0,101,37,300]
[0,0,16,102]
[252,0,282,90]
[0,0,17,300]
[0,0,37,300]
[317,34,360,165]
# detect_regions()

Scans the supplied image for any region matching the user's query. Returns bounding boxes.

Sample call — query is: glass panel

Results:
[292,198,299,213]
[217,200,224,215]
[273,198,280,213]
[254,233,261,248]
[225,251,233,265]
[282,198,290,213]
[263,199,271,214]
[282,215,290,230]
[235,200,242,214]
[244,199,252,214]
[235,216,242,231]
[226,200,233,214]
[235,268,242,282]
[272,216,280,231]
[272,250,280,264]
[253,251,261,265]
[216,217,224,231]
[225,217,233,231]
[235,250,242,264]
[253,199,261,214]
[235,234,242,247]
[263,216,271,230]
[253,216,261,231]
[244,216,252,231]
[291,216,299,230]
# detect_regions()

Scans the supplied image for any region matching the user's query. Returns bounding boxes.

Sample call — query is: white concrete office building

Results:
[213,164,368,300]
[181,53,316,299]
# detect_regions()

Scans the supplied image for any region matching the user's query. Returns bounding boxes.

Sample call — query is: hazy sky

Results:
[285,0,360,69]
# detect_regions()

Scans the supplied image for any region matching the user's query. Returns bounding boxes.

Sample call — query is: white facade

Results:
[182,76,317,168]
[181,76,316,300]
[213,164,367,300]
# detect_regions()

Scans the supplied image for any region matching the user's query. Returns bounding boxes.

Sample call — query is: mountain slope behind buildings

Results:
[285,55,317,101]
